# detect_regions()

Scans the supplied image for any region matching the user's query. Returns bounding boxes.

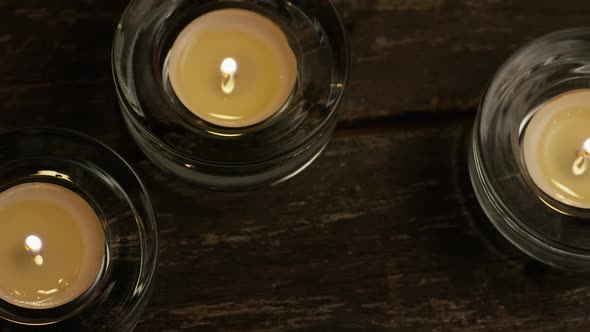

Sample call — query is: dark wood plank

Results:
[3,0,590,125]
[335,0,590,120]
[2,1,590,331]
[119,120,590,332]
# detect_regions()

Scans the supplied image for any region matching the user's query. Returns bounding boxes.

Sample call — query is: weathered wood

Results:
[334,0,590,120]
[128,120,590,331]
[3,1,590,331]
[3,0,590,125]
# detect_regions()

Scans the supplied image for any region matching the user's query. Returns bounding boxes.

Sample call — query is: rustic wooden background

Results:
[3,0,590,331]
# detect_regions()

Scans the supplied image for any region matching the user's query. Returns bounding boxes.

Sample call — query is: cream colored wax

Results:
[168,9,298,128]
[523,89,590,209]
[0,183,105,309]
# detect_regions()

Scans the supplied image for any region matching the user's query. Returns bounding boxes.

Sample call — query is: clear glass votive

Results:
[470,28,590,269]
[0,128,158,331]
[112,0,349,190]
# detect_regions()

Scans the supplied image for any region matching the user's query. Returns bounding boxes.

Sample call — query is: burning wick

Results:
[220,57,238,95]
[572,138,590,176]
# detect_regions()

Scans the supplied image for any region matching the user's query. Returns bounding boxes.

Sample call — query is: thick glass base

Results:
[123,110,333,190]
[469,122,590,269]
[0,129,158,330]
[112,0,349,190]
[469,29,590,270]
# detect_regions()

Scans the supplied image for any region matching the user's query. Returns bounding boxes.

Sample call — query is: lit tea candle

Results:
[0,183,105,309]
[523,89,590,209]
[168,8,298,128]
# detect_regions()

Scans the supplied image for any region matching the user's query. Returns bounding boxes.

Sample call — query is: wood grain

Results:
[2,0,590,331]
[335,0,590,121]
[4,0,590,128]
[129,120,590,331]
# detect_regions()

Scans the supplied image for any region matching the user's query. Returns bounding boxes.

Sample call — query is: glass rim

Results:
[111,0,351,167]
[470,123,590,269]
[0,127,159,328]
[472,28,590,268]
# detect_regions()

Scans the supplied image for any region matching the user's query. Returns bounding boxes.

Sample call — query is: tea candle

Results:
[0,183,105,309]
[523,89,590,209]
[168,8,298,128]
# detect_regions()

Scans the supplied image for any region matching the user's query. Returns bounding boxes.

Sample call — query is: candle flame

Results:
[221,57,237,75]
[220,57,237,95]
[583,138,590,157]
[25,235,42,254]
[573,138,590,176]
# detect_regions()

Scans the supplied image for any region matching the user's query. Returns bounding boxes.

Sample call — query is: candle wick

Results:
[573,156,587,176]
[221,74,236,95]
[220,57,238,95]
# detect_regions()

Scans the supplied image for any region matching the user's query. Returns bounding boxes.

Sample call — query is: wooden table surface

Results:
[3,1,590,331]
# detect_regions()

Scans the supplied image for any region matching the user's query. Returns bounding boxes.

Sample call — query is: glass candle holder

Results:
[0,129,158,331]
[112,0,349,190]
[470,28,590,269]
